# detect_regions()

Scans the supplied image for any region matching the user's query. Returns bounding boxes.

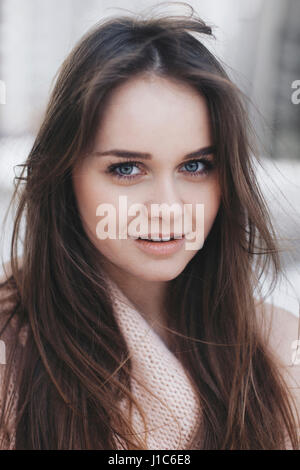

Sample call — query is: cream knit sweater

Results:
[104,275,202,450]
[0,277,202,450]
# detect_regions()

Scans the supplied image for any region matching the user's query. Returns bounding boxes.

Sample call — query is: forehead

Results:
[93,74,212,152]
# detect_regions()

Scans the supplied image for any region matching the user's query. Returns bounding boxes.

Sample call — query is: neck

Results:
[102,265,169,327]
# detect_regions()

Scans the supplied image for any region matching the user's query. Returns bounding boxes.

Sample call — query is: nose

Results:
[143,175,184,233]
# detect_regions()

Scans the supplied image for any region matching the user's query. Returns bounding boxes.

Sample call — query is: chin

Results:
[129,263,187,283]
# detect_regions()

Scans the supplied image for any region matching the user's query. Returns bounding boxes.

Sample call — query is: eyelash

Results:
[106,158,214,181]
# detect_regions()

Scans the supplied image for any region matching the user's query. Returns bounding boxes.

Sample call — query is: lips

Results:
[134,235,186,256]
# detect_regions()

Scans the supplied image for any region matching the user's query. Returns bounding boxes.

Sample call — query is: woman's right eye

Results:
[106,161,144,181]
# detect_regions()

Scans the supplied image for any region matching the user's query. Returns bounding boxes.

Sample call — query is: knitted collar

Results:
[104,274,202,450]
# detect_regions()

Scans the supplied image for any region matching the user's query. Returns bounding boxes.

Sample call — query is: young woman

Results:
[0,10,299,450]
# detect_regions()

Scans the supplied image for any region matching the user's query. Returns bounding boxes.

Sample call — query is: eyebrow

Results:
[91,145,216,161]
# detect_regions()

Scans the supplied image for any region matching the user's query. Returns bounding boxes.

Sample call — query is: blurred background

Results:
[0,0,300,315]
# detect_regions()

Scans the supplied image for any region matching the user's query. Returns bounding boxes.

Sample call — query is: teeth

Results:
[138,236,175,242]
[133,234,184,240]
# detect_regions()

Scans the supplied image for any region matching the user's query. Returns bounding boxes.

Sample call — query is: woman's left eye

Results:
[179,159,214,177]
[106,158,214,181]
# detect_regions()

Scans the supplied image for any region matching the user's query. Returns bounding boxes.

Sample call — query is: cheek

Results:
[72,171,133,249]
[93,237,124,263]
[191,182,221,238]
[72,172,109,240]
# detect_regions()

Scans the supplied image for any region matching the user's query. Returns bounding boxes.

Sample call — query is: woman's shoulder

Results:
[255,300,300,368]
[0,262,16,361]
[0,258,28,361]
[255,300,300,418]
[0,259,30,448]
[0,261,22,449]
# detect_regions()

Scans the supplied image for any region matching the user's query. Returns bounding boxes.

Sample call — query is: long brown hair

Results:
[0,5,299,449]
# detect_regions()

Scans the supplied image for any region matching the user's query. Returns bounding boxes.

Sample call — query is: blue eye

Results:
[106,158,214,181]
[180,159,214,177]
[107,161,142,180]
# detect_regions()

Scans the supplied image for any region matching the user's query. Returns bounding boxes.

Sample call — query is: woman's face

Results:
[72,74,221,283]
